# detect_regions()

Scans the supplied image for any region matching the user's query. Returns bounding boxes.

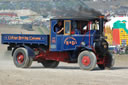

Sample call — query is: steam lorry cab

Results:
[1,16,114,70]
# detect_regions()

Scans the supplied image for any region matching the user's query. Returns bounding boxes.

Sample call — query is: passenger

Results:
[71,28,81,34]
[75,29,81,34]
[54,20,64,34]
[71,21,81,34]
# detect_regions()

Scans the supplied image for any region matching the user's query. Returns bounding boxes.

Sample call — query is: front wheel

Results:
[13,47,33,68]
[41,60,59,68]
[78,51,97,71]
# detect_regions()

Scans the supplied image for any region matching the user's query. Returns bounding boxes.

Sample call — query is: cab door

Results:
[50,19,71,51]
[56,20,72,51]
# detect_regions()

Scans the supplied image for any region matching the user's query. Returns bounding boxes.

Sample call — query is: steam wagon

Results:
[1,16,114,70]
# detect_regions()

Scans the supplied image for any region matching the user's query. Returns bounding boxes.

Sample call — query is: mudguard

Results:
[24,45,35,58]
[12,45,35,58]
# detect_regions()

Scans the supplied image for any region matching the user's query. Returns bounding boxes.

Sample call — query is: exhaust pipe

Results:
[99,16,104,36]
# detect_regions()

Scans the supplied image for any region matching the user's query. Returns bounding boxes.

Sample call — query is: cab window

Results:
[64,20,71,35]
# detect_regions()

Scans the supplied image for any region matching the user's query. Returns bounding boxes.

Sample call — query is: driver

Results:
[54,20,64,34]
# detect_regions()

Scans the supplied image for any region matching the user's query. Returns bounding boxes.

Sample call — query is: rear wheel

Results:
[78,51,97,71]
[41,60,59,68]
[13,47,33,68]
[98,52,115,70]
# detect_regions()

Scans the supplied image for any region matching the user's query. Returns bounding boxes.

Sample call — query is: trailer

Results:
[1,16,115,70]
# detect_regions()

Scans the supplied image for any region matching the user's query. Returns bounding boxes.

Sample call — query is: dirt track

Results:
[0,25,128,85]
[0,51,128,85]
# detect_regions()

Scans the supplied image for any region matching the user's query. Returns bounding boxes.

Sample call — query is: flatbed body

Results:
[1,34,49,46]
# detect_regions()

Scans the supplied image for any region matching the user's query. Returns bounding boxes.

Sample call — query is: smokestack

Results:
[99,16,104,36]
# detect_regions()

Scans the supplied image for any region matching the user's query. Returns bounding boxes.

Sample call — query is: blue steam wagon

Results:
[1,16,114,70]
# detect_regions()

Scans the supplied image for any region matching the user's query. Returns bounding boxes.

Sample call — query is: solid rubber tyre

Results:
[13,47,33,68]
[41,60,59,68]
[78,51,97,71]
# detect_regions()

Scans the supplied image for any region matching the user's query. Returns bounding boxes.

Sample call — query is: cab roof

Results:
[51,16,105,21]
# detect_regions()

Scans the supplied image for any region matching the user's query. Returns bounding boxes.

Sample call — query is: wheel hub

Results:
[82,56,91,66]
[17,53,24,64]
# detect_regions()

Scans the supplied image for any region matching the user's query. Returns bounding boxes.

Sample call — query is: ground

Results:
[0,25,128,85]
[0,51,128,85]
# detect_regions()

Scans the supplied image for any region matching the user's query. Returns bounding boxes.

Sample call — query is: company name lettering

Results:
[7,36,41,40]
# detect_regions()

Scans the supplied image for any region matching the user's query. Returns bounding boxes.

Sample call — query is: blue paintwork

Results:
[50,19,97,51]
[50,19,58,51]
[2,19,98,53]
[2,34,49,46]
[50,31,96,51]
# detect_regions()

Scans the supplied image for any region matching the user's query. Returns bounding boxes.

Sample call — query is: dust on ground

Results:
[0,54,128,85]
